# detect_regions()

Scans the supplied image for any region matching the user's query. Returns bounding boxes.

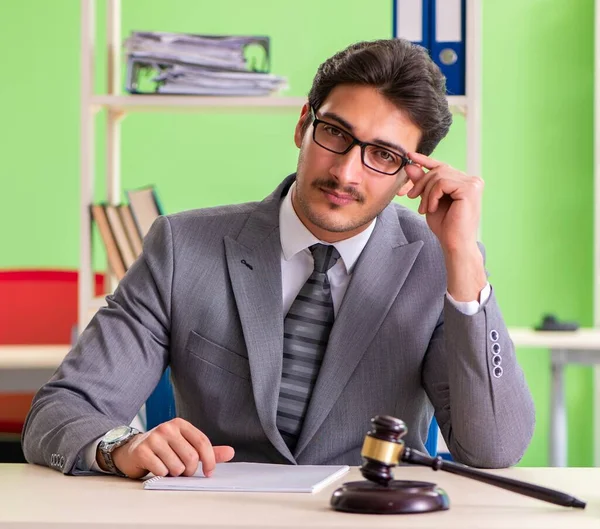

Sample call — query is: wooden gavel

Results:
[353,415,586,510]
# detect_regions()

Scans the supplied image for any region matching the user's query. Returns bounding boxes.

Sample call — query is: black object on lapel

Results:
[224,175,296,463]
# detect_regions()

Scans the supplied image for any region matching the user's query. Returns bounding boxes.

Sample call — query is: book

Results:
[126,186,163,238]
[90,205,127,280]
[118,204,144,258]
[104,204,137,269]
[143,462,350,493]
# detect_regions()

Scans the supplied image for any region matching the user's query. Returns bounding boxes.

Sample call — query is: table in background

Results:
[509,328,600,467]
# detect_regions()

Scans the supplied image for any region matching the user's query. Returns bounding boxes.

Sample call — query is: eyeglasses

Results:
[309,107,412,175]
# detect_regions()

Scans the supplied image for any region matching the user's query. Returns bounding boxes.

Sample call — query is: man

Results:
[22,38,534,479]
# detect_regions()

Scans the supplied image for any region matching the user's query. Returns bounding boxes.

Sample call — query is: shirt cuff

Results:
[76,411,147,473]
[77,436,109,473]
[446,282,491,316]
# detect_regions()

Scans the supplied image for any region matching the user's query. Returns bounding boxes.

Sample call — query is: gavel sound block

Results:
[330,415,586,515]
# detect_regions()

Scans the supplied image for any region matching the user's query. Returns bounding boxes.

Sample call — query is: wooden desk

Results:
[1,464,598,529]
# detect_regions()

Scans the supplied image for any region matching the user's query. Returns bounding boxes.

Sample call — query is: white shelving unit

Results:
[594,0,600,468]
[79,0,482,329]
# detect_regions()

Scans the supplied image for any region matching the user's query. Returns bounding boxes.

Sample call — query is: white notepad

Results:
[143,462,350,493]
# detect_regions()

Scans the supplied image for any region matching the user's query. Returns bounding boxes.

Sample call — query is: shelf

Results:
[90,94,469,116]
[0,345,70,369]
[79,0,478,335]
[90,95,308,114]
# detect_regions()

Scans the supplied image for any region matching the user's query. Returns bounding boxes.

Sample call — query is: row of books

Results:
[124,31,288,96]
[91,186,162,280]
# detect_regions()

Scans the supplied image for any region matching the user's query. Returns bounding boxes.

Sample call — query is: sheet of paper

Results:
[143,462,350,493]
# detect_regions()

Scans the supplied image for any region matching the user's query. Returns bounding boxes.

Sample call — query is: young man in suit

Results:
[22,38,534,479]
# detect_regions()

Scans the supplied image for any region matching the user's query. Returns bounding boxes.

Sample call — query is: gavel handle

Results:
[401,447,586,509]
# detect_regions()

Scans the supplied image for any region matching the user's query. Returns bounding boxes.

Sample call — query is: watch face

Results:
[104,425,131,443]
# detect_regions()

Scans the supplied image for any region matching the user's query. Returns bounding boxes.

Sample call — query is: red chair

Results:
[0,270,105,434]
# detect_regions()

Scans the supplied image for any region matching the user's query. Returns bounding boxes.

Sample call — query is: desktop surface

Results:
[1,464,599,528]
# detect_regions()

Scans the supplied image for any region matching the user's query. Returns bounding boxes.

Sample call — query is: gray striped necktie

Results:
[277,243,341,450]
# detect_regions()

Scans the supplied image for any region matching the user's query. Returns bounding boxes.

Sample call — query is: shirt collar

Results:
[279,182,376,274]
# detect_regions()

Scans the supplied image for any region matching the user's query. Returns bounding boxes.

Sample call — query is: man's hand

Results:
[405,152,483,253]
[405,152,487,301]
[98,418,235,479]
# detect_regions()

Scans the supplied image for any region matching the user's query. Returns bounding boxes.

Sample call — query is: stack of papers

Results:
[143,462,350,493]
[124,32,288,96]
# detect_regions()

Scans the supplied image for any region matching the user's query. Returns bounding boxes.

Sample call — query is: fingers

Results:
[420,176,440,214]
[214,445,236,463]
[114,418,235,479]
[420,174,460,214]
[177,420,218,476]
[406,158,480,214]
[144,437,184,477]
[141,452,169,477]
[407,151,444,170]
[428,182,447,214]
[406,163,433,198]
[165,432,201,477]
[179,420,235,476]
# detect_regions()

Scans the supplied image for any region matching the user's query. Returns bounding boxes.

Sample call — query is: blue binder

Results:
[430,0,466,95]
[393,0,431,50]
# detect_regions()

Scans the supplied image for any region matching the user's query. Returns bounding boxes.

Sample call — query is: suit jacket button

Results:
[492,354,502,366]
[493,366,503,378]
[492,342,501,354]
[490,330,499,342]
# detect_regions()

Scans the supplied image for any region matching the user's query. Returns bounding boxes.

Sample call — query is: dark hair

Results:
[307,39,452,156]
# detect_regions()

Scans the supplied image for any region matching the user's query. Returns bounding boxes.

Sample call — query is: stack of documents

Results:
[124,32,288,96]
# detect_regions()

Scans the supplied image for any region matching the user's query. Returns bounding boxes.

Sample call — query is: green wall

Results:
[0,0,594,466]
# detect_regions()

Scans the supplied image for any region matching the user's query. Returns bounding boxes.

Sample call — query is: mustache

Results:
[311,178,365,204]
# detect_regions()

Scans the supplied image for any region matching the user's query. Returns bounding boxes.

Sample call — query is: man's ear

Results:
[294,103,311,148]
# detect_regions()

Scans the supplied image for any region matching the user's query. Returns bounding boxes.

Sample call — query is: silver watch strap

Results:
[100,449,127,477]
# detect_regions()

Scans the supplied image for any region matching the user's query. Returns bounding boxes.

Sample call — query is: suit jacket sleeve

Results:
[21,216,175,474]
[421,288,535,468]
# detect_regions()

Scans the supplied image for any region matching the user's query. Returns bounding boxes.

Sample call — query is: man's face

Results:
[292,85,422,243]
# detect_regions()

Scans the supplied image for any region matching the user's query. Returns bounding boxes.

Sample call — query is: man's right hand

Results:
[97,418,235,479]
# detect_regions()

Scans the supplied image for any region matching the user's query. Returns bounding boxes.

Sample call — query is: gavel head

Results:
[359,415,407,486]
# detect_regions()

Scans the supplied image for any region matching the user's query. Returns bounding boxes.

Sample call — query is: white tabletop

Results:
[508,327,600,350]
[1,464,598,529]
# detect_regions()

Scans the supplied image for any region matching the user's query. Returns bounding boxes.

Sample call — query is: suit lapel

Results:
[225,176,296,463]
[295,206,424,458]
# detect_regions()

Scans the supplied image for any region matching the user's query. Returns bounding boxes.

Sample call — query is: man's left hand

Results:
[405,152,487,302]
[405,151,483,254]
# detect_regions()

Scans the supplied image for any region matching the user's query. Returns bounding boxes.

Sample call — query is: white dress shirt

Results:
[83,184,490,472]
[280,183,490,316]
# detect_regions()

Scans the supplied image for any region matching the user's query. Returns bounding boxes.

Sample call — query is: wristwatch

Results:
[98,425,140,477]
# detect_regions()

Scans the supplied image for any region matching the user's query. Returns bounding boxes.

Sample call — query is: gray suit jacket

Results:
[22,175,535,473]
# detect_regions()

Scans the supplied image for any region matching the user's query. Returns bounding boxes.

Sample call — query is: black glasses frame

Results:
[309,107,412,175]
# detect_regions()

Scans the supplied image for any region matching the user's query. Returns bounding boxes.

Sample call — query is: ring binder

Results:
[430,0,466,95]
